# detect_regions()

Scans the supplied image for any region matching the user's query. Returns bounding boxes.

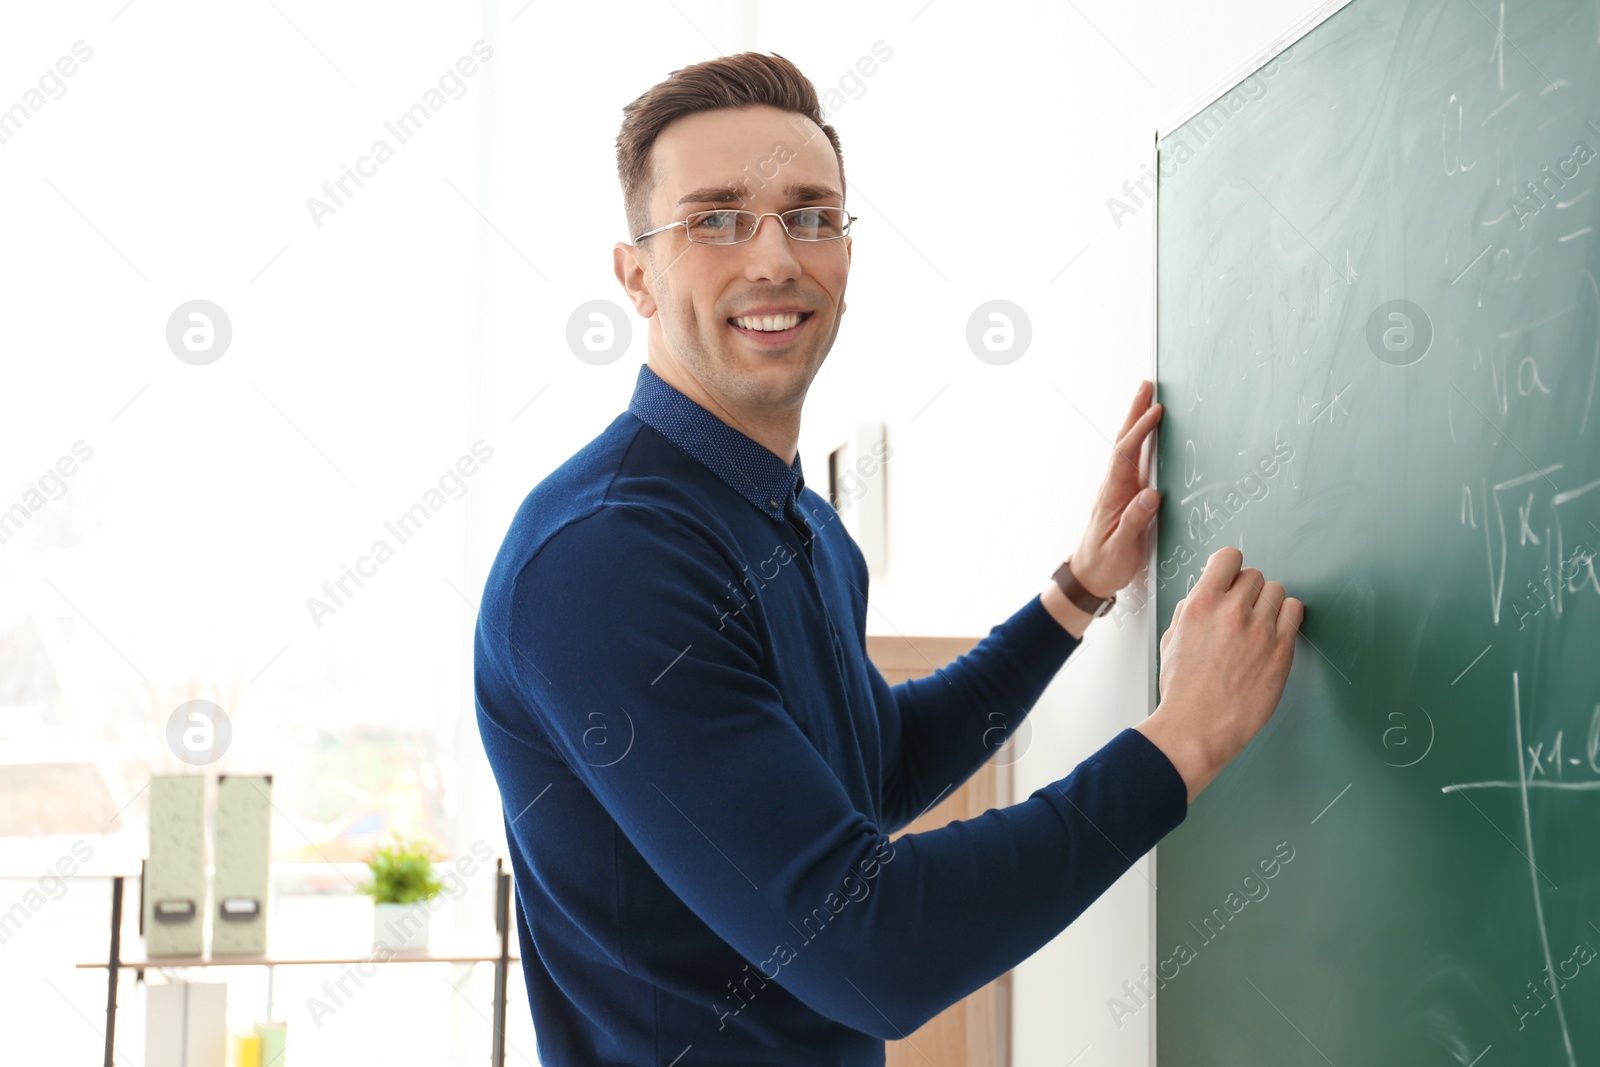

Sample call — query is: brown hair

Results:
[615,52,846,242]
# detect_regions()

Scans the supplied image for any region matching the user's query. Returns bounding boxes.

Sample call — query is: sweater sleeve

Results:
[870,593,1086,835]
[499,504,1188,1041]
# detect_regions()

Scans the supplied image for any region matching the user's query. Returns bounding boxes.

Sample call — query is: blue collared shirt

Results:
[626,359,806,524]
[473,362,1187,1065]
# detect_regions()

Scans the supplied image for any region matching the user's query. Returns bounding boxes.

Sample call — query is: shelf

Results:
[79,947,521,969]
[90,862,520,1067]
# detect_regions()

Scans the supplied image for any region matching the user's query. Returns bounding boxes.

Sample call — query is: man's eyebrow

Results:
[782,182,843,204]
[675,182,843,207]
[675,185,744,206]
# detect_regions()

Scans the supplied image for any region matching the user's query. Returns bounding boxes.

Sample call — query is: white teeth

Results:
[731,312,802,332]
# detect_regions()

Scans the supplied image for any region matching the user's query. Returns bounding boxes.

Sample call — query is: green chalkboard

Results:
[1152,0,1600,1063]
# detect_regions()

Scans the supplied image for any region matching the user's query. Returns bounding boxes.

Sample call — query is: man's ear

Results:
[613,242,658,318]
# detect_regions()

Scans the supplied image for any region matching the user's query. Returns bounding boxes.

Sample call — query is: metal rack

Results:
[77,858,520,1067]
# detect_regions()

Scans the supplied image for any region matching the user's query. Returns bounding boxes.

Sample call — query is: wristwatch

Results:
[1052,556,1117,618]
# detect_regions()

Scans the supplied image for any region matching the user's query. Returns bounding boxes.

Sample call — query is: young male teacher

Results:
[474,52,1305,1066]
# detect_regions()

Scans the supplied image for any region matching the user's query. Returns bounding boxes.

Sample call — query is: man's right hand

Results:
[1135,546,1304,804]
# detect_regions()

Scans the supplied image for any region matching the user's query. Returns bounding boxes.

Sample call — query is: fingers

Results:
[1272,595,1305,673]
[1108,485,1161,550]
[1234,567,1264,608]
[1114,380,1154,440]
[1195,546,1243,597]
[1110,383,1162,469]
[1252,578,1284,620]
[1250,581,1304,644]
[1111,400,1163,473]
[1280,595,1306,634]
[1162,597,1187,655]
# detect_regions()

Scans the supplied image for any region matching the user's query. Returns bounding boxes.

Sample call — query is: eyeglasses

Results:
[632,207,856,245]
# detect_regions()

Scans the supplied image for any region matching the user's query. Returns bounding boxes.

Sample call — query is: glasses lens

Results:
[681,208,850,243]
[783,207,848,240]
[684,209,755,244]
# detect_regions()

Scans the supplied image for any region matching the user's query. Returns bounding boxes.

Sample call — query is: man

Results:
[474,51,1303,1065]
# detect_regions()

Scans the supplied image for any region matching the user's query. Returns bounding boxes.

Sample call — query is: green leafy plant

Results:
[356,834,446,905]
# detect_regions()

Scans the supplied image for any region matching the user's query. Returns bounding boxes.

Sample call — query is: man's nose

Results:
[741,214,802,282]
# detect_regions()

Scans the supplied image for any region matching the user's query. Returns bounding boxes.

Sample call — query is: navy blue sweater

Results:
[473,363,1188,1065]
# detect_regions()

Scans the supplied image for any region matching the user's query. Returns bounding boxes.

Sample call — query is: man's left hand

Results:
[1069,380,1163,599]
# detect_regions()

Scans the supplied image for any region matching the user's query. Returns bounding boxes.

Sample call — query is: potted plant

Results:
[357,834,446,952]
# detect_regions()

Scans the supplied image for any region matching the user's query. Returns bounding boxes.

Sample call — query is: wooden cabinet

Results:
[867,634,1009,1067]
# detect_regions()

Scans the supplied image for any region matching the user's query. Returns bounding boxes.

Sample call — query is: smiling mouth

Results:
[728,311,813,342]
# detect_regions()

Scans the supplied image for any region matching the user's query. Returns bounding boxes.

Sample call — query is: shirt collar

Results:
[628,362,805,523]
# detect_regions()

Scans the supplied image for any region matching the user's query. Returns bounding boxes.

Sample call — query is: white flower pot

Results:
[373,901,432,952]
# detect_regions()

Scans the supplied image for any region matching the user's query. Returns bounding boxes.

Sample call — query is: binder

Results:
[227,1028,262,1067]
[213,774,272,955]
[253,1020,288,1067]
[144,775,206,957]
[143,978,226,1067]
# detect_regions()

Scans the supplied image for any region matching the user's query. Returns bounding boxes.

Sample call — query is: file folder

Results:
[144,978,226,1067]
[144,774,206,957]
[213,774,272,955]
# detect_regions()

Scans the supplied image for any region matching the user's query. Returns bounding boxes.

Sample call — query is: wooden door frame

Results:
[868,634,1010,1067]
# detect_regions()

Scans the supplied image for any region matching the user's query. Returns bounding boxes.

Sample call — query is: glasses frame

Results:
[632,206,857,245]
